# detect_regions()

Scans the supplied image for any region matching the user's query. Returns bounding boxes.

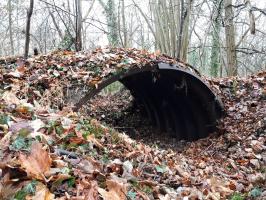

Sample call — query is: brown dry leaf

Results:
[17,65,27,74]
[31,182,55,200]
[87,134,104,149]
[77,180,98,200]
[2,91,21,105]
[69,136,85,145]
[136,189,150,200]
[77,159,98,174]
[125,151,140,159]
[206,192,220,200]
[209,177,232,197]
[98,188,118,200]
[89,77,102,86]
[19,142,52,180]
[97,179,127,200]
[0,173,25,200]
[0,131,12,150]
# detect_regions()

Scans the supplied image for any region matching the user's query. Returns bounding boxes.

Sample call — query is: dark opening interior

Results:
[121,70,222,140]
[78,63,224,142]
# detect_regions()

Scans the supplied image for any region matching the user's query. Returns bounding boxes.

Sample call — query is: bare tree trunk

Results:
[16,0,20,52]
[75,0,82,51]
[224,0,237,76]
[24,0,34,58]
[177,0,185,59]
[179,0,193,61]
[121,0,127,47]
[8,0,14,55]
[210,0,222,77]
[246,0,255,34]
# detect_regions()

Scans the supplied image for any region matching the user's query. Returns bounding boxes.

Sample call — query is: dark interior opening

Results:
[77,63,223,143]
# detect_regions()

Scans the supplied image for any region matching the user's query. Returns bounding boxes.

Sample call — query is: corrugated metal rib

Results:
[74,62,224,141]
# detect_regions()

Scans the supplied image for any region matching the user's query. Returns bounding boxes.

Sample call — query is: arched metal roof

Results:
[73,60,224,140]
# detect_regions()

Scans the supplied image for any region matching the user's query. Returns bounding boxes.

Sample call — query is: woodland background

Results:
[0,0,265,77]
[0,1,266,199]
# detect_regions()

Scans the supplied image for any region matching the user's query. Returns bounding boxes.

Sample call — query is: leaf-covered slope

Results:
[0,49,265,199]
[0,48,200,110]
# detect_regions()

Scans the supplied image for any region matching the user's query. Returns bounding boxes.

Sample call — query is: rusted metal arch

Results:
[74,62,224,141]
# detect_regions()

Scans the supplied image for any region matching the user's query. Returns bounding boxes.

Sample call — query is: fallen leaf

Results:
[2,91,21,105]
[31,182,55,200]
[19,142,52,180]
[87,134,104,149]
[98,179,127,200]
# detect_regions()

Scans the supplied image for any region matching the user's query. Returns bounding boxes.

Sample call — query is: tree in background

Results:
[24,0,34,58]
[8,0,14,55]
[224,0,237,76]
[134,0,194,61]
[75,0,82,51]
[98,0,119,46]
[210,0,223,77]
[0,0,265,76]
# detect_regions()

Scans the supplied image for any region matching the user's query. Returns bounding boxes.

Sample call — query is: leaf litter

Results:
[0,48,265,199]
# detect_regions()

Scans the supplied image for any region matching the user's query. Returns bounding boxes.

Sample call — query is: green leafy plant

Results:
[67,177,76,187]
[9,136,32,151]
[230,193,244,200]
[127,190,137,200]
[155,165,167,173]
[46,120,64,135]
[77,119,105,139]
[249,188,262,198]
[142,185,153,194]
[13,180,37,200]
[0,114,10,124]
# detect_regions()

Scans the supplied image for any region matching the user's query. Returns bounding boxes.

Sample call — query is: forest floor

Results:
[0,50,265,200]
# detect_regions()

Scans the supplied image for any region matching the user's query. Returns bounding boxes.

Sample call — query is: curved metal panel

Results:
[74,62,224,141]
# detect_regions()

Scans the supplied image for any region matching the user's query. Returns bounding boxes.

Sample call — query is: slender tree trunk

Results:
[24,0,34,58]
[210,0,222,77]
[224,0,237,76]
[179,0,193,61]
[210,22,220,77]
[246,0,255,34]
[177,0,185,59]
[16,0,20,52]
[75,0,82,51]
[121,0,127,47]
[8,0,14,55]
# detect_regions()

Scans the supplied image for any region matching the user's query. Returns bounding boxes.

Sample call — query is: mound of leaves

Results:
[0,49,265,199]
[0,48,198,110]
